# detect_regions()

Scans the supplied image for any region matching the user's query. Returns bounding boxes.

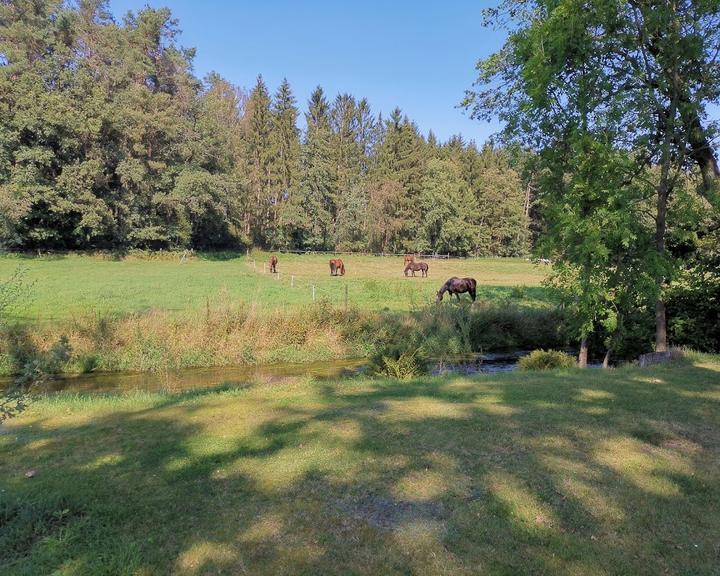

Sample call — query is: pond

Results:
[1,351,555,395]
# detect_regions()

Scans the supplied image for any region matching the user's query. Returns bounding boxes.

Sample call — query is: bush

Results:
[517,349,575,371]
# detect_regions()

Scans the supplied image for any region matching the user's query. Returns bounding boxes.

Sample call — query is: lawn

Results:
[1,356,719,575]
[0,252,549,321]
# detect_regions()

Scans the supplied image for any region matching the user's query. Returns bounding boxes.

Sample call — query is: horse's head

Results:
[436,290,444,302]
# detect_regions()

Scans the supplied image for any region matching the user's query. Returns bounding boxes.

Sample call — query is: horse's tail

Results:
[340,261,345,275]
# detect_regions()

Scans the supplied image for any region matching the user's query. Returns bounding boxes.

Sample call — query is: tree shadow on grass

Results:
[1,361,719,575]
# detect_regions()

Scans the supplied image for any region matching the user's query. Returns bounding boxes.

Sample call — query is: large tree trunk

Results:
[578,337,588,368]
[655,184,669,353]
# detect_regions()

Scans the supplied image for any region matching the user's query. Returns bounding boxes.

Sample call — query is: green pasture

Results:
[1,355,719,575]
[0,252,550,321]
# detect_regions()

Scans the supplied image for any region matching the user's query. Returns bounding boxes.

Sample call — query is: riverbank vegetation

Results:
[0,298,564,378]
[2,355,719,575]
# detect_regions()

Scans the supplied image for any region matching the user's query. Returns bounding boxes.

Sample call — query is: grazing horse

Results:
[437,277,477,302]
[404,262,429,277]
[269,255,278,274]
[329,258,345,276]
[404,254,415,266]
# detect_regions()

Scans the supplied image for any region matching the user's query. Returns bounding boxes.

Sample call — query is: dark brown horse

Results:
[404,262,428,277]
[437,277,477,302]
[269,255,278,274]
[329,258,345,276]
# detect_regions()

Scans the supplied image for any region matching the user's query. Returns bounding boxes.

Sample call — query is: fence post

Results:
[312,285,316,302]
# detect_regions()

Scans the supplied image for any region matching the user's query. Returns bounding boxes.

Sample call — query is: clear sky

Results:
[109,0,504,145]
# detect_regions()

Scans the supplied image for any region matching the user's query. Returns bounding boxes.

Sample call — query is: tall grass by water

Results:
[0,300,566,377]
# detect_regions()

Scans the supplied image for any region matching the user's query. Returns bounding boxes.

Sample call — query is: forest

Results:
[0,1,530,256]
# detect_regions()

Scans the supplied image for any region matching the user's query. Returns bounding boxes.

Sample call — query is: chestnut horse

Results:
[329,258,345,276]
[269,255,278,274]
[404,262,428,277]
[404,255,415,266]
[437,277,477,302]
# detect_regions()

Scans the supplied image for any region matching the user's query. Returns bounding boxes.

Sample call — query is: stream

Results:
[1,351,550,394]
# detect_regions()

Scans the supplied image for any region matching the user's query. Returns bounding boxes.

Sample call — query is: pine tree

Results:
[417,158,480,255]
[285,87,337,249]
[371,108,426,251]
[242,75,273,246]
[269,78,300,247]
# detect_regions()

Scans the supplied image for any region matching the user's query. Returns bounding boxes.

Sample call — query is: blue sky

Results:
[110,0,504,145]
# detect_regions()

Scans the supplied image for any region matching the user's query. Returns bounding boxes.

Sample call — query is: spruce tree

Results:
[242,75,273,246]
[269,78,300,247]
[286,87,337,249]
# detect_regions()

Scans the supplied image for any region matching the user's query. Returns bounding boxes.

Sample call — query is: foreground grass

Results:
[0,251,549,321]
[2,357,719,575]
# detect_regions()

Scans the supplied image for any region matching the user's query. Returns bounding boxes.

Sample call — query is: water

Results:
[1,351,582,395]
[431,351,532,376]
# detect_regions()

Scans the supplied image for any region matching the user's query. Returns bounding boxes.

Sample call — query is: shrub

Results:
[517,349,575,371]
[376,349,426,380]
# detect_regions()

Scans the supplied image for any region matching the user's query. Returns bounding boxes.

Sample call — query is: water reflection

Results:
[1,352,593,395]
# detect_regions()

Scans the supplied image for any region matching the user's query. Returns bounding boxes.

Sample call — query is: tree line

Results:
[0,0,530,256]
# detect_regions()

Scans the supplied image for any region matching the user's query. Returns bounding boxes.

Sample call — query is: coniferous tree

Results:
[372,109,426,250]
[242,75,273,245]
[286,87,337,249]
[269,78,300,247]
[417,158,481,255]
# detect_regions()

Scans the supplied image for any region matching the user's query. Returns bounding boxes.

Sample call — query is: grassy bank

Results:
[2,356,719,575]
[0,301,565,377]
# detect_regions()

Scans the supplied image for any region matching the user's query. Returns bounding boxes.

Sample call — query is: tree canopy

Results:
[0,0,530,256]
[465,0,720,357]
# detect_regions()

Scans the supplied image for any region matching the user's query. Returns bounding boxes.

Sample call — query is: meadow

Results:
[0,252,556,376]
[0,252,549,321]
[1,355,719,575]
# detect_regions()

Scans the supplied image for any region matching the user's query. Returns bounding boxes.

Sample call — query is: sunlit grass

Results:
[1,358,719,575]
[0,251,549,321]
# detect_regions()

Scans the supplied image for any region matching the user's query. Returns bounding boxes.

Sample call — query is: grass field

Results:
[0,252,549,321]
[1,355,719,575]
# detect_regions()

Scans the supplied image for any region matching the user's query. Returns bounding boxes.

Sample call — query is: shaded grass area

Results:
[1,356,719,575]
[0,251,549,321]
